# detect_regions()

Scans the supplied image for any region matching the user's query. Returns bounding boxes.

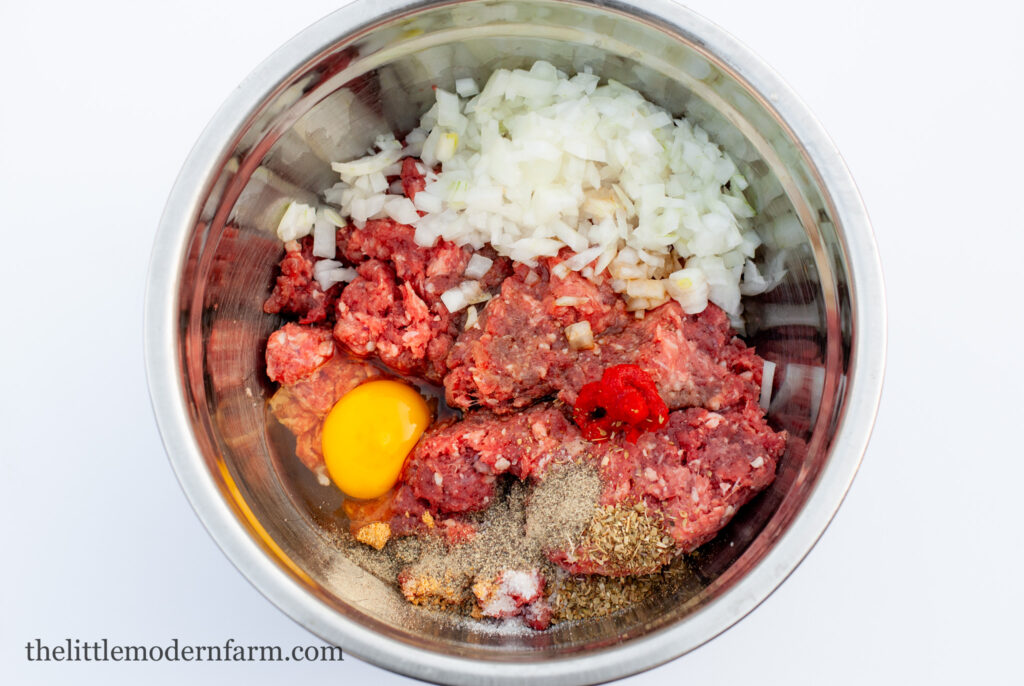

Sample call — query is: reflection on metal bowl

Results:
[145,1,886,683]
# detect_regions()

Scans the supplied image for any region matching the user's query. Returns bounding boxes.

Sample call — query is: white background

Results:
[2,1,1021,684]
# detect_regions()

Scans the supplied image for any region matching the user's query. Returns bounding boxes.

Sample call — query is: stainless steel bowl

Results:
[144,1,886,683]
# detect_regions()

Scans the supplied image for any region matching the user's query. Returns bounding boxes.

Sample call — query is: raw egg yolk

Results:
[321,380,430,500]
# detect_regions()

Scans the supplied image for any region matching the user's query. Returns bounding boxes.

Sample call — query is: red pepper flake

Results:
[572,364,669,443]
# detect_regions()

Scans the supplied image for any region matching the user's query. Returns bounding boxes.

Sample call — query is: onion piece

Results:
[759,360,776,409]
[455,77,480,97]
[276,201,316,241]
[331,146,402,179]
[554,296,585,307]
[464,254,493,279]
[315,60,764,319]
[565,321,594,350]
[312,208,337,258]
[459,280,491,305]
[384,196,420,225]
[464,304,479,329]
[314,265,357,291]
[441,286,468,313]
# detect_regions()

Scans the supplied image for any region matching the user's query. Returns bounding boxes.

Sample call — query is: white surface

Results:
[2,1,1021,684]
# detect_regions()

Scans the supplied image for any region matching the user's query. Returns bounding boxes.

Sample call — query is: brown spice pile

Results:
[336,461,699,625]
[525,461,603,552]
[572,502,677,575]
[548,557,701,623]
[401,461,602,599]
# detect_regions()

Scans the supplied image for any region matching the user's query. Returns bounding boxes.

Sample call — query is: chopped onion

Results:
[276,201,316,241]
[384,196,420,225]
[313,259,343,276]
[759,360,776,409]
[625,279,666,300]
[554,296,585,307]
[331,145,402,179]
[435,132,459,162]
[413,190,444,214]
[459,280,491,305]
[441,286,468,313]
[464,304,479,329]
[312,208,337,258]
[464,254,493,279]
[314,264,357,291]
[665,268,710,314]
[565,320,594,350]
[455,77,479,97]
[319,61,772,318]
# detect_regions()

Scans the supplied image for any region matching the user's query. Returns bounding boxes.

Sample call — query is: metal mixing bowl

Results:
[144,0,886,683]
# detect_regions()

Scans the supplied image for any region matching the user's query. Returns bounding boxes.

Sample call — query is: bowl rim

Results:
[144,0,887,683]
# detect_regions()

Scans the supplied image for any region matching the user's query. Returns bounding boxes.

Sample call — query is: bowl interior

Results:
[172,0,851,663]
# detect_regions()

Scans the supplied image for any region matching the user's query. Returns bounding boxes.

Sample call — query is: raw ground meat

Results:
[266,351,384,480]
[398,403,578,515]
[333,258,446,378]
[445,256,761,413]
[263,238,343,325]
[330,217,510,381]
[262,154,789,629]
[265,323,335,384]
[389,398,784,575]
[550,402,786,575]
[400,157,426,200]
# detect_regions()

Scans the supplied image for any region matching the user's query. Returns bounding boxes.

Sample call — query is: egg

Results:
[321,379,430,500]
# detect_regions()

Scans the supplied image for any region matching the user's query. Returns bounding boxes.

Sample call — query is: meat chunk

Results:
[400,157,426,200]
[445,259,630,411]
[265,323,334,384]
[266,354,384,481]
[564,301,763,411]
[396,399,785,574]
[332,219,512,381]
[398,404,582,515]
[445,257,760,413]
[338,218,470,300]
[333,259,445,377]
[551,402,786,575]
[263,238,341,324]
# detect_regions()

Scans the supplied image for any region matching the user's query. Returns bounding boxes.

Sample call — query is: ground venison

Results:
[263,237,342,325]
[444,255,761,414]
[390,399,785,576]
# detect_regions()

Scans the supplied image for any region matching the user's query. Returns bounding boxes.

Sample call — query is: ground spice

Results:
[547,557,701,623]
[574,502,677,575]
[335,461,698,626]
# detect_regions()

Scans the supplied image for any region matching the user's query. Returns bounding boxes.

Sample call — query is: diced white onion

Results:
[759,360,776,410]
[554,296,585,307]
[276,201,316,241]
[312,208,337,258]
[318,61,771,318]
[459,280,491,305]
[331,140,402,179]
[455,77,479,97]
[314,264,357,290]
[313,259,343,276]
[464,253,494,279]
[565,320,594,350]
[384,196,421,225]
[441,286,469,312]
[665,268,710,314]
[625,279,666,300]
